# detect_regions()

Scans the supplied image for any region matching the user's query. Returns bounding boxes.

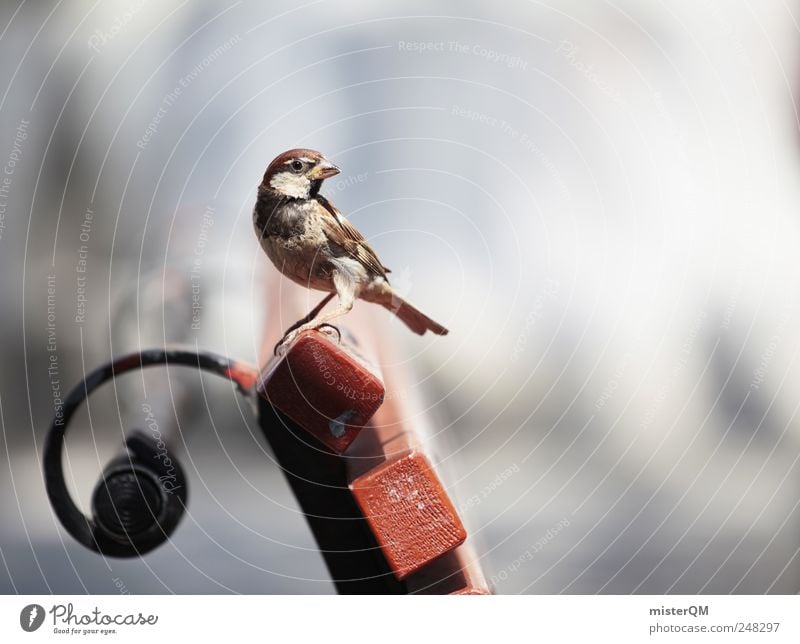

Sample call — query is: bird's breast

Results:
[253,198,333,291]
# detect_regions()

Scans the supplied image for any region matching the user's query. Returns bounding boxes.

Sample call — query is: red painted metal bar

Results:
[255,276,487,594]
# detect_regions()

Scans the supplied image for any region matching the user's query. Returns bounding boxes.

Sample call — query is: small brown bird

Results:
[253,148,449,349]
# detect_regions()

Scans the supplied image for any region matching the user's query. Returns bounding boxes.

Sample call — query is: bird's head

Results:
[261,149,340,199]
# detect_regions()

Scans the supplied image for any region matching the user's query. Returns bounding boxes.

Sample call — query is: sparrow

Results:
[253,148,449,349]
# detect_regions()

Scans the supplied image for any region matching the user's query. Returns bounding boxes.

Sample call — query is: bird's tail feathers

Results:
[382,292,449,336]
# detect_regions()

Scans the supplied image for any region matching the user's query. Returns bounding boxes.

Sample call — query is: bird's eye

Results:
[290,160,303,173]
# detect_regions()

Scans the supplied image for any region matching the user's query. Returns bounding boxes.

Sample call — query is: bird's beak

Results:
[309,159,340,180]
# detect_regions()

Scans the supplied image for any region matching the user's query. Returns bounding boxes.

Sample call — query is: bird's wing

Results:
[315,194,391,279]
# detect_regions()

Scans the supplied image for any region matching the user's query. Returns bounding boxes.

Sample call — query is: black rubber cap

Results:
[92,466,165,543]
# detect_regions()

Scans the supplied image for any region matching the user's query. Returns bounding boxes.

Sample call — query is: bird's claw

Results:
[317,323,341,344]
[273,335,291,357]
[273,323,341,357]
[273,326,302,356]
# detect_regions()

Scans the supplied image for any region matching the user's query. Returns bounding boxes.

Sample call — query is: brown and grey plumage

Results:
[253,148,448,344]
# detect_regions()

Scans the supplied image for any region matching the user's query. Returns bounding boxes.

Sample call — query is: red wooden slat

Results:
[259,330,384,454]
[350,451,466,579]
[344,342,468,581]
[257,275,485,593]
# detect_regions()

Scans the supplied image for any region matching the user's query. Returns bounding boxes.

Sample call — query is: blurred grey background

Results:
[1,0,799,594]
